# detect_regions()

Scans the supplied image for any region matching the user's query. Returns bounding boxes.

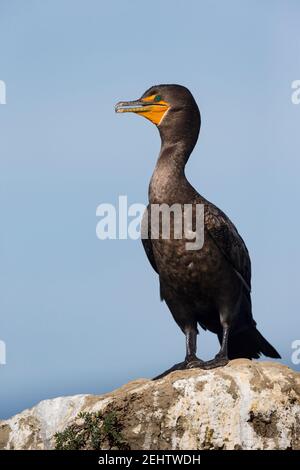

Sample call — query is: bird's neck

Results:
[149,141,191,204]
[149,107,200,203]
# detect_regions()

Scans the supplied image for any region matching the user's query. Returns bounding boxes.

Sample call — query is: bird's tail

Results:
[226,327,281,360]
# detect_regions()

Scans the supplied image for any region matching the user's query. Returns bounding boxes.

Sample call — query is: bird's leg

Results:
[185,327,197,361]
[201,324,230,370]
[185,328,204,369]
[153,327,203,380]
[219,325,230,357]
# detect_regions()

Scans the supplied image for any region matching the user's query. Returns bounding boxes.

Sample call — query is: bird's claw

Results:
[199,355,229,370]
[185,359,204,369]
[153,357,204,380]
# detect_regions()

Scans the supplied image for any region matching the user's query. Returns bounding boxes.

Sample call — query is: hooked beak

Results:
[115,97,170,126]
[115,99,151,114]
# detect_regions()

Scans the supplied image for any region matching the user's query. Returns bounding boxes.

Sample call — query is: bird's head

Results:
[115,84,201,149]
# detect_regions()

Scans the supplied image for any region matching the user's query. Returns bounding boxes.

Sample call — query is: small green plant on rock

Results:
[54,410,130,450]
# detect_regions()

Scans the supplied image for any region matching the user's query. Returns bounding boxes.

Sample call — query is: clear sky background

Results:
[0,0,299,419]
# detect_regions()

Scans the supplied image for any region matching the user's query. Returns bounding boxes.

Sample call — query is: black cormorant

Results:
[115,84,280,379]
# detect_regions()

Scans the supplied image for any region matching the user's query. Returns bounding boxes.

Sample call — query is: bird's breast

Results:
[151,234,224,289]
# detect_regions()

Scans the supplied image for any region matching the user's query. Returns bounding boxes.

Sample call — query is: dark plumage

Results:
[116,84,280,378]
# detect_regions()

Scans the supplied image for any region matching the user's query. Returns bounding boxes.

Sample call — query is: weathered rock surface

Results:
[1,359,299,450]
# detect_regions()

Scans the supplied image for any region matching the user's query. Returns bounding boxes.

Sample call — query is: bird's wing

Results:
[204,202,252,292]
[141,237,159,273]
[141,207,166,300]
[141,207,158,274]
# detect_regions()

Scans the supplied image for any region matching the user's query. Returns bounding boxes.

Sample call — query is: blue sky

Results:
[0,0,299,419]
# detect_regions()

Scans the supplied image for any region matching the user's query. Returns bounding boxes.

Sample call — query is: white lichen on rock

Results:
[0,360,299,450]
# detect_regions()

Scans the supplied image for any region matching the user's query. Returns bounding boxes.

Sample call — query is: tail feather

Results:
[221,327,281,360]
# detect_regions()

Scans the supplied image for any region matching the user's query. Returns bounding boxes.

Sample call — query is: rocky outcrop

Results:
[1,359,299,450]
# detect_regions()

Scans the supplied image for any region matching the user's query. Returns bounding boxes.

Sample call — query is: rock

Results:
[1,359,300,450]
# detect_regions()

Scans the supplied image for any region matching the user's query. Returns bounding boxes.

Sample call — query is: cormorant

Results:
[115,84,280,379]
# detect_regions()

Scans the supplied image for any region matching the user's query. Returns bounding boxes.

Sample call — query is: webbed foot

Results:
[200,354,229,370]
[153,356,204,380]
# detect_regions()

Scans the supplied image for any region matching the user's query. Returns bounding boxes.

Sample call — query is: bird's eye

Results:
[154,95,162,102]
